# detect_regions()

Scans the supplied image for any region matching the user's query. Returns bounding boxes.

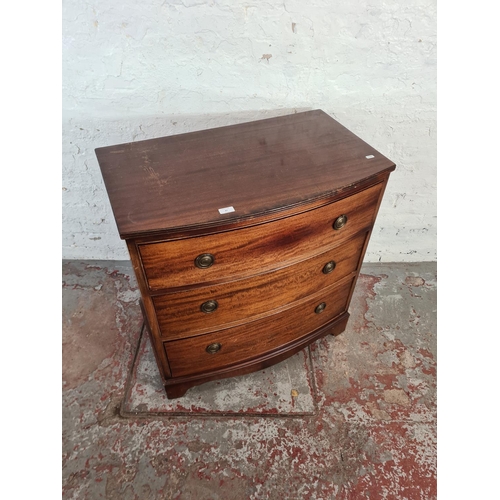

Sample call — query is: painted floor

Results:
[62,261,436,500]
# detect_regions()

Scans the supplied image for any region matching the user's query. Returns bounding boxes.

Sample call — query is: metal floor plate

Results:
[122,325,318,417]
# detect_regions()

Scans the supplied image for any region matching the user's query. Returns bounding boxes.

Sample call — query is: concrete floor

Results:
[62,260,436,499]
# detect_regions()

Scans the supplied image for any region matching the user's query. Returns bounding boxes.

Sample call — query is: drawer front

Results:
[164,277,354,378]
[154,231,367,339]
[140,181,384,291]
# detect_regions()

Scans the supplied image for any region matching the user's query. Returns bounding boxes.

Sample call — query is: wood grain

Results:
[140,181,383,291]
[162,312,350,399]
[95,110,395,239]
[164,277,354,377]
[153,231,367,339]
[126,241,172,378]
[95,110,396,398]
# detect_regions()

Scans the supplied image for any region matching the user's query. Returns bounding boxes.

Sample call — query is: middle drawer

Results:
[153,231,367,340]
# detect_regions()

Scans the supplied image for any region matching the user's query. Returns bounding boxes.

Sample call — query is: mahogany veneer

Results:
[95,109,395,399]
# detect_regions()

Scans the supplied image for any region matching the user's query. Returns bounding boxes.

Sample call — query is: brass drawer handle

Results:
[322,261,336,274]
[333,215,348,230]
[195,253,214,269]
[315,302,326,314]
[206,342,222,354]
[201,300,218,313]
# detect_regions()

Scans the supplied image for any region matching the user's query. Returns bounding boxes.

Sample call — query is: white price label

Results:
[218,206,235,214]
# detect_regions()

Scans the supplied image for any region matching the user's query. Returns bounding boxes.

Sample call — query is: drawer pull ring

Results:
[195,253,214,269]
[201,300,218,313]
[315,302,327,314]
[333,215,348,230]
[206,342,222,354]
[322,261,336,274]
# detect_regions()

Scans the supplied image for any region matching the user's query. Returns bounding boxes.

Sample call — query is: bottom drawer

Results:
[164,276,354,378]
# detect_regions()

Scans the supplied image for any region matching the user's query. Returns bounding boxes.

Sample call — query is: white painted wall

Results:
[62,0,436,261]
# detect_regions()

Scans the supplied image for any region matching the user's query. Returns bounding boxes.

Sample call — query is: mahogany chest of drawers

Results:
[95,110,395,399]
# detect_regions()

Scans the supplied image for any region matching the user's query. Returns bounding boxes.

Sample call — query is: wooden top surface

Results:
[95,110,395,239]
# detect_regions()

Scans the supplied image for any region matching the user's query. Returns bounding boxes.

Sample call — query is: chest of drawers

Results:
[95,110,395,399]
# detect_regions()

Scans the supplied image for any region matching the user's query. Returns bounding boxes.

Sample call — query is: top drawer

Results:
[139,181,384,291]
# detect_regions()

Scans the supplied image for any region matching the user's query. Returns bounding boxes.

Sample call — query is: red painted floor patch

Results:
[63,261,436,499]
[122,325,317,416]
